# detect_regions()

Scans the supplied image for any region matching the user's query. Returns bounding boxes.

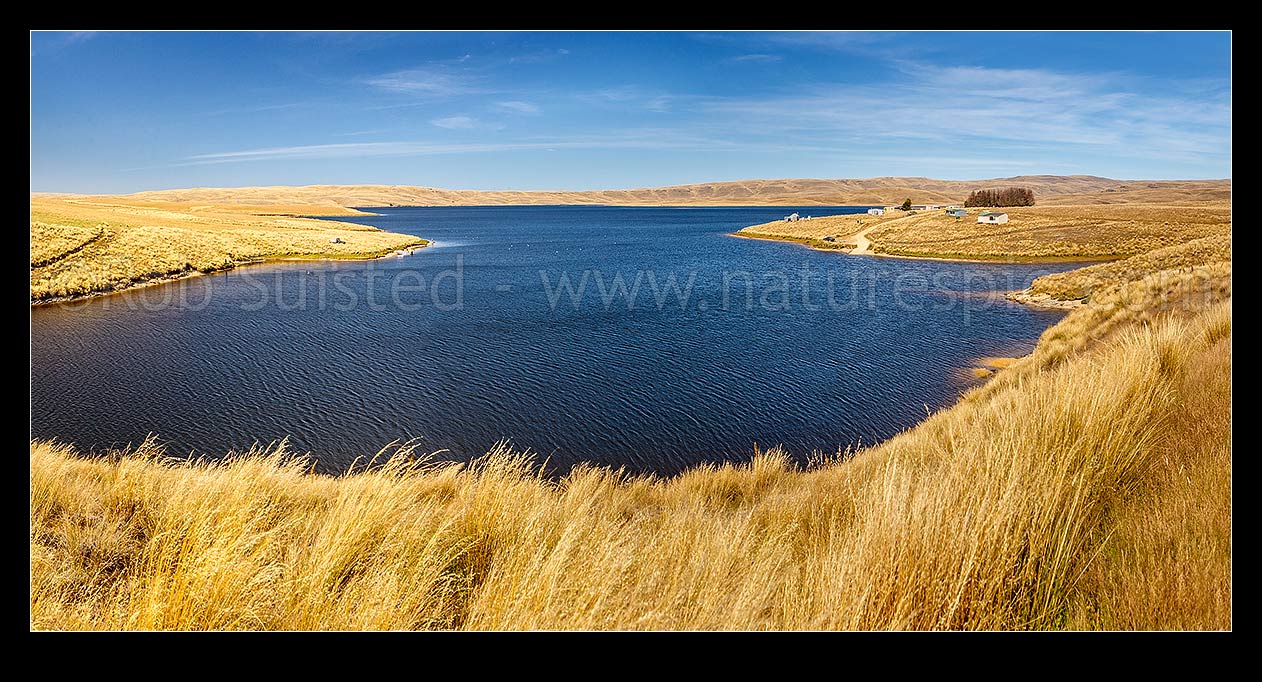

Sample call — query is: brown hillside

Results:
[42,176,1229,209]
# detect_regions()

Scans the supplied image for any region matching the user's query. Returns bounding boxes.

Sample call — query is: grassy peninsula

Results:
[737,202,1231,262]
[30,195,427,304]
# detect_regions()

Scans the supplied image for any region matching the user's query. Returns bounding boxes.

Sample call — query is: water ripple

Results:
[31,206,1080,477]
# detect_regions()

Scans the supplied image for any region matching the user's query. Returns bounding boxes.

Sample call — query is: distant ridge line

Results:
[41,176,1231,208]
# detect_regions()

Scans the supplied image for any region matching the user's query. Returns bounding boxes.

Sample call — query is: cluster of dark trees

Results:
[963,187,1035,207]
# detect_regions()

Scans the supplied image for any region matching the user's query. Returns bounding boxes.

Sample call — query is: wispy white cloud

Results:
[176,60,1227,178]
[431,116,478,129]
[200,101,311,117]
[847,154,1050,169]
[285,31,397,47]
[587,86,642,103]
[579,86,680,112]
[697,31,914,60]
[31,30,98,56]
[728,53,782,64]
[495,100,541,114]
[764,31,919,60]
[64,31,96,44]
[364,66,485,96]
[509,48,570,64]
[187,143,413,162]
[645,96,672,113]
[179,129,746,166]
[695,62,1230,165]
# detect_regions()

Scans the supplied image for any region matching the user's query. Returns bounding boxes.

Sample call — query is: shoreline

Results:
[30,240,429,308]
[735,226,1096,320]
[1003,288,1087,310]
[732,230,1124,264]
[729,231,854,251]
[963,355,1023,381]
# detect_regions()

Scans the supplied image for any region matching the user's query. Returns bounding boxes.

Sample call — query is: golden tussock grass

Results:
[1028,233,1232,301]
[30,270,1231,630]
[29,197,425,302]
[1066,319,1230,629]
[30,222,105,268]
[983,261,1231,401]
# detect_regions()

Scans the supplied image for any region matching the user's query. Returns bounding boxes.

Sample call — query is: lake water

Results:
[30,206,1080,476]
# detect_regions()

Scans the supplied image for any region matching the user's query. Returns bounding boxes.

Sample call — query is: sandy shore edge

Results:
[1003,289,1087,310]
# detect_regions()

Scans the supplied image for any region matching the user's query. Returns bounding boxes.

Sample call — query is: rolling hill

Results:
[41,176,1230,210]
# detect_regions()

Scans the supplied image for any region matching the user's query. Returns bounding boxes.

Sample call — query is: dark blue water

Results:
[30,206,1080,476]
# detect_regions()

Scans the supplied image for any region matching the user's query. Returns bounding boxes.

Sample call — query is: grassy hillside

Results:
[1025,233,1232,302]
[56,176,1231,209]
[30,196,425,303]
[1035,182,1232,206]
[30,258,1231,630]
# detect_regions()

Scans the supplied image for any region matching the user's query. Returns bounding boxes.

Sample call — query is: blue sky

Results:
[30,31,1231,193]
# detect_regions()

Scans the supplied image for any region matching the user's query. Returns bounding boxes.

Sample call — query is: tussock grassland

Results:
[1027,234,1232,302]
[30,260,1231,630]
[865,205,1230,260]
[30,197,425,302]
[983,263,1229,399]
[30,222,104,267]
